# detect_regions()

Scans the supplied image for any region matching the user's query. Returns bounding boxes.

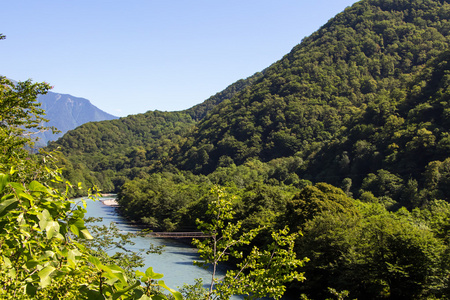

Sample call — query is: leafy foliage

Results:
[192,187,307,300]
[0,73,181,299]
[52,0,450,210]
[47,110,196,195]
[39,0,450,298]
[296,201,449,299]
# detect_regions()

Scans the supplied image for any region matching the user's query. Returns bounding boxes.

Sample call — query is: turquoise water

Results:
[81,196,235,295]
[82,197,295,299]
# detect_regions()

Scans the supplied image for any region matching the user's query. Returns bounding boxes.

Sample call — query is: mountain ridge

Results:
[50,0,450,197]
[175,0,450,173]
[35,91,118,147]
[45,1,450,297]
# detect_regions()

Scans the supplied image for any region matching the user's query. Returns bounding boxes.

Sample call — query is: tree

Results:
[192,186,307,300]
[0,69,181,299]
[359,204,447,299]
[297,211,363,299]
[285,183,358,232]
[0,76,54,158]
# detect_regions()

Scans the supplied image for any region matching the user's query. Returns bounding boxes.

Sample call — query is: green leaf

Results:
[25,283,38,296]
[2,256,12,268]
[67,249,81,267]
[29,180,48,193]
[37,209,52,231]
[26,260,40,269]
[103,264,128,284]
[46,221,60,239]
[18,191,35,205]
[88,256,102,269]
[38,265,56,288]
[157,280,182,300]
[70,223,80,236]
[9,167,16,176]
[145,266,164,279]
[44,250,56,259]
[136,270,148,282]
[17,212,25,225]
[112,281,140,300]
[40,209,52,220]
[0,174,9,193]
[0,197,18,218]
[9,182,25,192]
[70,218,87,237]
[84,289,104,300]
[80,228,94,240]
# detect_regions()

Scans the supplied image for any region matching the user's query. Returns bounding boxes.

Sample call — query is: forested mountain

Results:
[34,91,118,147]
[48,71,261,191]
[50,111,196,191]
[52,0,450,203]
[185,71,264,121]
[46,1,450,298]
[177,0,450,171]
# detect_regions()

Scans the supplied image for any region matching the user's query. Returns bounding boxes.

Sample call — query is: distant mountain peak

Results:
[34,91,118,147]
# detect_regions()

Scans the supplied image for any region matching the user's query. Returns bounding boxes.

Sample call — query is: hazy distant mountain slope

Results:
[36,92,118,146]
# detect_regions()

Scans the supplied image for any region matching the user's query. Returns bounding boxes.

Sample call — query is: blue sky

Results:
[1,0,358,117]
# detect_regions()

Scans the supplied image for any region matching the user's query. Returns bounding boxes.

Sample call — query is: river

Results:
[82,196,241,298]
[83,196,296,300]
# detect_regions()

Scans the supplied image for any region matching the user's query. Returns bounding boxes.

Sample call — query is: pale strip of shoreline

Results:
[101,193,116,197]
[101,199,119,207]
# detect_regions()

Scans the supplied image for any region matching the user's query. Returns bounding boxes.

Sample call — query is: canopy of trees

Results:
[52,0,450,208]
[44,0,450,298]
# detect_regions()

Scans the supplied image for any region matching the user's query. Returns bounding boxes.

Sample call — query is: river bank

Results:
[88,196,293,300]
[101,198,119,206]
[83,196,237,295]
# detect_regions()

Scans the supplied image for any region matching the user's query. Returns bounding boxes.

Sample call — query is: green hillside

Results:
[163,0,450,207]
[51,0,450,205]
[49,110,195,192]
[48,73,261,194]
[45,0,450,298]
[177,0,450,171]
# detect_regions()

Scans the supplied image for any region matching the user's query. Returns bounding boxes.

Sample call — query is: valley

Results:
[2,0,450,299]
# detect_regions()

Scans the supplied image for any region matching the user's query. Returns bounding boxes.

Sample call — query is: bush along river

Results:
[81,196,243,298]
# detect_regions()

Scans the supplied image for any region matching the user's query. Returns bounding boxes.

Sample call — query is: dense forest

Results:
[42,0,450,298]
[0,76,299,299]
[49,72,263,194]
